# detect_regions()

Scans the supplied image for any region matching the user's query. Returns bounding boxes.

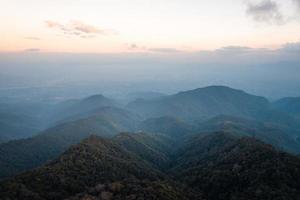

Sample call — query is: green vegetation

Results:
[197,115,300,154]
[0,111,43,143]
[0,107,138,179]
[138,116,194,138]
[127,86,270,123]
[273,97,300,121]
[1,86,300,199]
[172,132,300,200]
[1,132,300,200]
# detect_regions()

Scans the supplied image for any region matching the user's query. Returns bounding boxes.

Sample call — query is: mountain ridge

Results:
[127,85,270,123]
[2,131,300,200]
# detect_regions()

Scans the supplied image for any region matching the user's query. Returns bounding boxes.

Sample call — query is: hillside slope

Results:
[2,132,300,200]
[0,107,138,179]
[138,116,194,138]
[127,86,269,123]
[0,135,163,199]
[172,132,300,200]
[0,134,198,200]
[197,115,300,154]
[273,97,300,120]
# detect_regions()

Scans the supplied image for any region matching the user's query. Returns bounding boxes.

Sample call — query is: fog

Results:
[0,47,300,101]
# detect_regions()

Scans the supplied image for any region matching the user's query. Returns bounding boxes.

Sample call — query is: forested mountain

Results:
[171,132,300,200]
[197,115,300,154]
[0,94,118,143]
[138,116,194,138]
[127,86,270,123]
[114,132,175,169]
[1,86,300,181]
[127,86,300,129]
[0,135,161,199]
[1,86,300,199]
[0,112,40,143]
[0,133,198,200]
[46,94,118,125]
[273,97,300,120]
[0,107,138,179]
[0,102,48,142]
[1,132,300,200]
[2,86,299,143]
[123,91,167,103]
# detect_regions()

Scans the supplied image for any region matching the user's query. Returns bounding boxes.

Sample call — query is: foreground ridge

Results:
[1,131,300,200]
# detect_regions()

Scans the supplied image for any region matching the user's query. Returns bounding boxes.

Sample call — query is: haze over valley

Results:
[1,0,300,199]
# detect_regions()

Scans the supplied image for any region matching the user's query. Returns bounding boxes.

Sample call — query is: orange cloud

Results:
[45,20,118,38]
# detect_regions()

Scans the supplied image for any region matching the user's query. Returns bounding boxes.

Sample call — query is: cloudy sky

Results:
[1,0,300,53]
[0,0,300,99]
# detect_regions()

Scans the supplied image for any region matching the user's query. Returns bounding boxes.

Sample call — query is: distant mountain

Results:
[138,116,195,138]
[2,89,300,180]
[273,97,300,120]
[2,85,300,199]
[127,86,269,123]
[0,94,118,143]
[197,115,300,154]
[60,106,140,131]
[0,102,48,142]
[1,86,299,143]
[47,94,118,125]
[0,112,41,143]
[124,91,166,102]
[0,107,138,179]
[2,132,300,200]
[171,132,300,200]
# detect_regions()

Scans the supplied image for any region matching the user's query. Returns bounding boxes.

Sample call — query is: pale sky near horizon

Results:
[1,0,300,53]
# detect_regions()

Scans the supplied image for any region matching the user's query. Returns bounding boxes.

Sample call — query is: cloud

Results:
[24,48,41,52]
[294,0,300,9]
[147,48,182,53]
[214,46,271,55]
[128,43,138,49]
[126,43,148,51]
[45,20,118,38]
[216,46,253,52]
[126,43,181,53]
[246,0,284,25]
[23,37,41,40]
[280,42,300,52]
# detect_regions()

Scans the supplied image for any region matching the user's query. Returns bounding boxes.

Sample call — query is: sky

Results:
[1,0,300,53]
[0,0,300,100]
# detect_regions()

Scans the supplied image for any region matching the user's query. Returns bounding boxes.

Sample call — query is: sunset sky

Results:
[1,0,300,53]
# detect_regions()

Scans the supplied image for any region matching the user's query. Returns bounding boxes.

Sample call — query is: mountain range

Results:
[127,86,270,122]
[1,85,300,199]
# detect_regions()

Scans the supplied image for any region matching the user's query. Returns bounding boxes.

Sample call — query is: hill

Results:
[127,86,269,123]
[0,101,48,142]
[2,132,300,199]
[171,132,300,200]
[0,112,41,143]
[197,115,300,154]
[0,107,138,179]
[273,97,300,120]
[0,94,118,143]
[0,134,197,200]
[114,132,175,169]
[0,135,162,199]
[124,91,166,102]
[138,116,194,138]
[46,94,118,125]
